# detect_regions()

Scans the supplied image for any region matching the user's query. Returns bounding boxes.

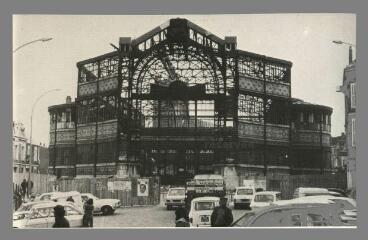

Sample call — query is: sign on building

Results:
[137,178,149,196]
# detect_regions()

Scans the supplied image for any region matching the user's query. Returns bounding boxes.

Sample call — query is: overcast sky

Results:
[13,14,356,145]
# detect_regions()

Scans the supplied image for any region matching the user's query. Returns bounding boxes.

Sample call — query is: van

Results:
[293,187,330,198]
[233,187,254,209]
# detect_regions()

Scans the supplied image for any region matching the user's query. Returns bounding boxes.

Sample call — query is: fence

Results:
[48,177,160,207]
[265,173,347,199]
[13,173,55,195]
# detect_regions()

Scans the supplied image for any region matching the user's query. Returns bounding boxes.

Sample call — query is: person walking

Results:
[210,197,233,227]
[175,206,190,227]
[52,205,70,228]
[20,179,27,198]
[83,198,94,227]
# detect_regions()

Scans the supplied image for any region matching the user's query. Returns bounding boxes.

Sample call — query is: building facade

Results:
[338,51,356,195]
[48,18,333,185]
[331,133,347,170]
[13,121,49,175]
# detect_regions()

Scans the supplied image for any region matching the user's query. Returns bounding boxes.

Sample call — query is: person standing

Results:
[20,179,27,198]
[52,205,70,228]
[210,197,233,227]
[83,198,94,227]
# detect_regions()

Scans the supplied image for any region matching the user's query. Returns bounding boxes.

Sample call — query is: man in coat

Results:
[211,197,233,227]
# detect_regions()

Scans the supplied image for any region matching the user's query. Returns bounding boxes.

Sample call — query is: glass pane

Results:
[195,202,215,211]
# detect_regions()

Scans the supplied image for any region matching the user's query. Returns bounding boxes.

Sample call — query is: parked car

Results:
[292,187,330,198]
[233,187,254,209]
[327,188,348,197]
[165,187,186,210]
[274,195,357,219]
[231,203,356,227]
[80,193,121,215]
[188,196,220,227]
[250,191,281,209]
[13,201,55,221]
[35,191,84,211]
[13,201,84,228]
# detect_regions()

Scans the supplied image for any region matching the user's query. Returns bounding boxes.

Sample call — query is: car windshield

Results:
[254,194,274,202]
[195,201,215,211]
[168,189,185,196]
[237,189,253,195]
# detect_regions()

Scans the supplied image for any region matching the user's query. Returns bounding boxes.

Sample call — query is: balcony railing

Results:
[55,122,75,129]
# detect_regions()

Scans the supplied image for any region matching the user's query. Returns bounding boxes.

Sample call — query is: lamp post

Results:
[332,40,356,64]
[13,37,53,53]
[27,89,61,196]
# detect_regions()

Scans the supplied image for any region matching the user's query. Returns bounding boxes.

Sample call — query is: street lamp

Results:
[27,88,61,196]
[332,40,356,47]
[332,40,356,64]
[13,37,53,53]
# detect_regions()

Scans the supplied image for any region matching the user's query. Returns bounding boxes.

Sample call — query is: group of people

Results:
[20,179,33,198]
[54,196,233,228]
[52,198,94,228]
[175,197,233,227]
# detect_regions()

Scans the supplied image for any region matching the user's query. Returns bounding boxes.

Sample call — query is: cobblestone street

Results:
[94,202,248,228]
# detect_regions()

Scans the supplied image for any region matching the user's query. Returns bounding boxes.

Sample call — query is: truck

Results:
[185,174,226,210]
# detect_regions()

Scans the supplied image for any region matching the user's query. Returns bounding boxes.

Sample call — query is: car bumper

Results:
[165,202,185,207]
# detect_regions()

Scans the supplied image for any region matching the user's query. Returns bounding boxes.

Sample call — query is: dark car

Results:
[231,203,356,227]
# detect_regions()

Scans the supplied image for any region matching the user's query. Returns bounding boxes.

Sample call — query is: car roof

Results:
[29,201,77,209]
[232,203,338,226]
[295,187,329,192]
[254,191,280,195]
[191,196,220,202]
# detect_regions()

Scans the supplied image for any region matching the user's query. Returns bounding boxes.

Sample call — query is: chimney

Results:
[349,46,353,64]
[66,96,71,104]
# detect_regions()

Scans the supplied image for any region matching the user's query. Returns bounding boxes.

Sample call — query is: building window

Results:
[350,83,356,109]
[300,112,304,122]
[308,112,314,123]
[351,118,356,147]
[13,167,18,173]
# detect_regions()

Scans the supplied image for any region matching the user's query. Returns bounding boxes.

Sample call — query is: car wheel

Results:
[102,206,113,215]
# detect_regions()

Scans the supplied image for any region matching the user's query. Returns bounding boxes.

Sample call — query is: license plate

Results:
[201,215,209,222]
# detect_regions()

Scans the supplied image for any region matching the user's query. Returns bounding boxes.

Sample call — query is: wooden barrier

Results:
[13,173,56,195]
[48,177,161,207]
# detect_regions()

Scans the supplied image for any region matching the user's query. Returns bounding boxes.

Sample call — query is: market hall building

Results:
[48,18,333,185]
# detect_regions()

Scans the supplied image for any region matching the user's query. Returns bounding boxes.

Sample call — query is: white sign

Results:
[137,179,149,196]
[107,181,114,191]
[113,181,132,191]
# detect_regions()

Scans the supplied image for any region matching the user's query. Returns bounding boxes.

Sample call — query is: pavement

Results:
[94,202,250,228]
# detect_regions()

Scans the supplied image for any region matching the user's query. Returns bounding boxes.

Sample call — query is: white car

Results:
[80,193,121,215]
[250,191,281,208]
[165,187,186,210]
[35,191,84,211]
[13,201,84,228]
[292,187,330,198]
[233,187,254,209]
[274,195,357,218]
[188,196,220,227]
